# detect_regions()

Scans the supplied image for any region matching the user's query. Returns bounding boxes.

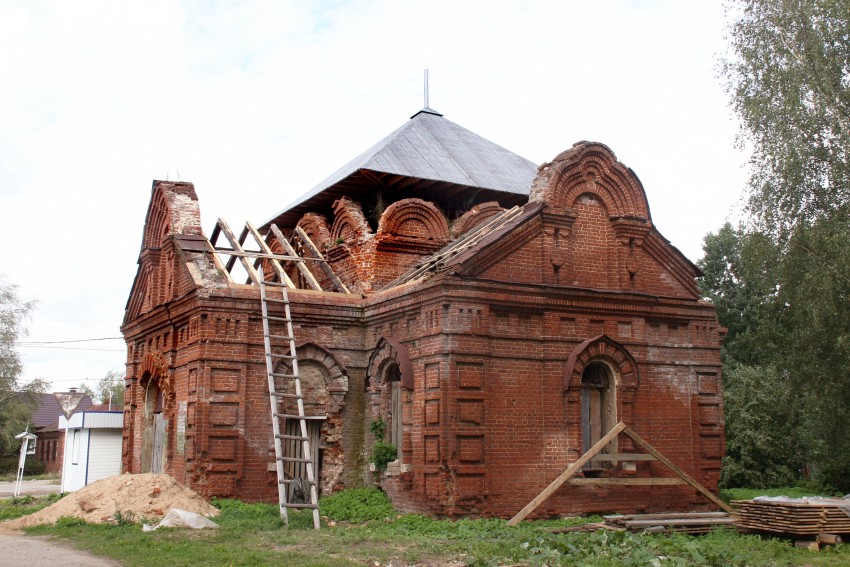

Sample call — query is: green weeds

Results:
[5,489,850,566]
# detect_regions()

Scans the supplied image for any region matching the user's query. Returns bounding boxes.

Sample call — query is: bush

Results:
[0,455,45,476]
[319,487,395,522]
[371,441,397,470]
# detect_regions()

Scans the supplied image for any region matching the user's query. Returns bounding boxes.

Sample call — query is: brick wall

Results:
[123,143,724,517]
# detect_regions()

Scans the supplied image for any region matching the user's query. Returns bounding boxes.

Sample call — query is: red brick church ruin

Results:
[122,105,724,517]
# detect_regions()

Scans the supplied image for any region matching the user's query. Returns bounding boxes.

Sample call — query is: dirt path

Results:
[0,533,120,566]
[0,479,61,498]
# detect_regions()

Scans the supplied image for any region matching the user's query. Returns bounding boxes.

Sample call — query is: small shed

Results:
[59,408,123,492]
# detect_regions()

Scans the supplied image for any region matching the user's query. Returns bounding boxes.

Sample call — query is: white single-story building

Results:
[59,408,123,492]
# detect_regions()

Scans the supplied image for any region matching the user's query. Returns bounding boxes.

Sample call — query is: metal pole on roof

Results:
[424,69,429,109]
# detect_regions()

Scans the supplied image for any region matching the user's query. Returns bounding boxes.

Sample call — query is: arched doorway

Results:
[581,361,616,469]
[141,375,166,473]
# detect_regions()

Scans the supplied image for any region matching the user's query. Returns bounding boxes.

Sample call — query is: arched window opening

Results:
[581,362,616,470]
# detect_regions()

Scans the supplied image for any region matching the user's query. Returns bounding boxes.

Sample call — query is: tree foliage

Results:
[0,277,46,456]
[89,370,125,409]
[722,0,850,239]
[716,0,850,491]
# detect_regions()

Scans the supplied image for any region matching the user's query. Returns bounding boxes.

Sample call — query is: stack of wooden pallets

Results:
[732,498,850,536]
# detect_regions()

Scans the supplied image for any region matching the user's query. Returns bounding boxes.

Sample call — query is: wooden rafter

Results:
[209,218,352,294]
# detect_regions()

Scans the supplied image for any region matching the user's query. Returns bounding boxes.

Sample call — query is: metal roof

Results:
[263,109,538,229]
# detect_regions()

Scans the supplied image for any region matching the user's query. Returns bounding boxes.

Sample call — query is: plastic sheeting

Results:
[142,508,220,531]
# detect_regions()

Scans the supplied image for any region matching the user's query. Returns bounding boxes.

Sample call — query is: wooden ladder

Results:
[260,273,321,529]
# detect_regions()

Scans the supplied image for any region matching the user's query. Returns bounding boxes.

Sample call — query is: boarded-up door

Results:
[151,413,166,474]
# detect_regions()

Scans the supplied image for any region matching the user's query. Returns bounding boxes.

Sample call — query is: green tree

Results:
[95,370,125,409]
[0,277,47,456]
[722,0,850,239]
[79,370,125,409]
[698,222,780,365]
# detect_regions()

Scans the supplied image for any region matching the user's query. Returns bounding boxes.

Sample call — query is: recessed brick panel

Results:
[210,403,239,426]
[425,363,441,389]
[425,400,440,425]
[458,399,484,425]
[457,363,483,390]
[458,435,485,463]
[425,435,440,463]
[211,368,239,392]
[209,436,237,461]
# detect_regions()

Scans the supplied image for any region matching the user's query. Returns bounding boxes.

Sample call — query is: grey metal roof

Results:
[264,109,538,228]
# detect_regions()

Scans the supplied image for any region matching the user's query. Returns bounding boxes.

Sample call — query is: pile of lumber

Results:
[603,512,733,534]
[732,498,850,536]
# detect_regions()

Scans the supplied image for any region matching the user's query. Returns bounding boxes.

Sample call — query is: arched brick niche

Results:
[331,197,373,244]
[530,142,651,222]
[295,213,332,250]
[564,335,639,443]
[366,337,414,467]
[273,342,349,494]
[377,198,450,242]
[452,201,505,237]
[564,334,639,393]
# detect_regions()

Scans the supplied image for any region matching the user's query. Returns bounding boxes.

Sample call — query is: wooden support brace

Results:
[508,421,732,526]
[507,422,626,526]
[621,426,733,513]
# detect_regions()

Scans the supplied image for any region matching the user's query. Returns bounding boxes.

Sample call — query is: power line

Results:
[16,345,124,352]
[18,337,123,344]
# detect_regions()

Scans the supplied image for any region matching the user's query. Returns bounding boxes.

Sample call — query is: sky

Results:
[0,0,748,394]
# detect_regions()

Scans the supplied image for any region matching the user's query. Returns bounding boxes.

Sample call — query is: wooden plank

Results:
[267,224,322,291]
[293,226,350,294]
[622,425,733,513]
[568,477,686,486]
[216,219,262,285]
[245,221,296,288]
[624,518,734,527]
[593,453,657,462]
[507,422,627,526]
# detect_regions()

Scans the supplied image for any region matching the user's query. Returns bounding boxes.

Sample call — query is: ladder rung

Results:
[271,394,302,400]
[281,503,318,509]
[276,414,309,420]
[266,316,293,323]
[280,478,314,485]
[270,372,298,378]
[275,434,308,441]
[264,298,290,304]
[270,353,297,359]
[265,333,295,340]
[279,456,314,463]
[263,281,288,288]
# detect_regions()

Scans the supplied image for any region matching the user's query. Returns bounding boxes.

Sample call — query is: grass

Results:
[2,489,849,566]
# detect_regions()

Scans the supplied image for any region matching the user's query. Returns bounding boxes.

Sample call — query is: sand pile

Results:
[1,473,219,530]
